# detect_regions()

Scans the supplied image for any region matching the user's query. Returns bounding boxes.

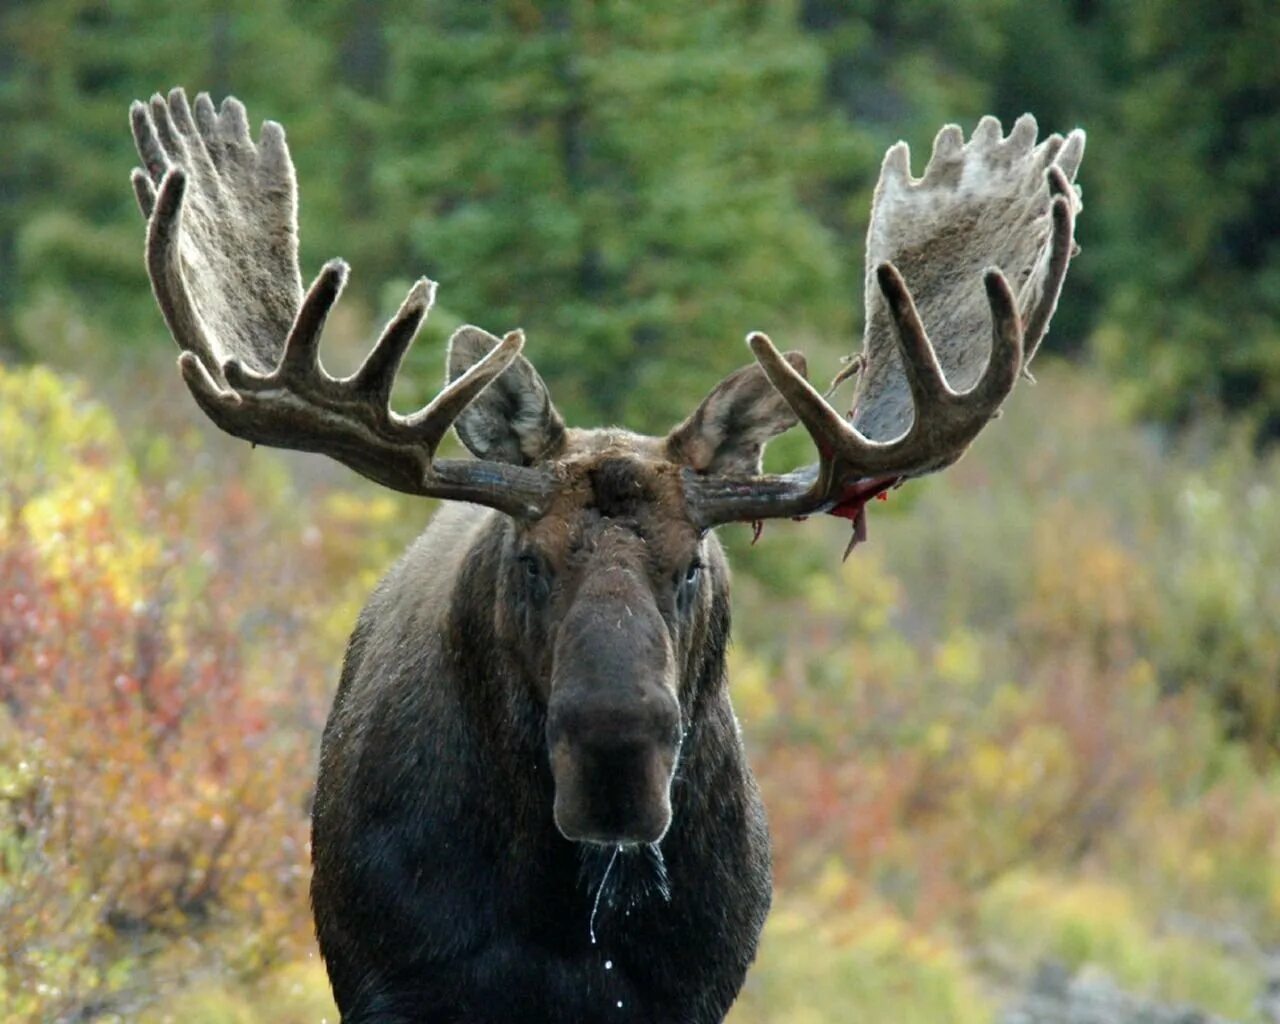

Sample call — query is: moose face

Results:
[508,449,709,845]
[448,332,801,846]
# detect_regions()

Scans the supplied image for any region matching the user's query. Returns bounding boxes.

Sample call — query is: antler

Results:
[685,115,1085,545]
[130,88,555,519]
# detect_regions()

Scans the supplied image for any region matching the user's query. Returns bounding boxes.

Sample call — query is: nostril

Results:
[549,739,676,845]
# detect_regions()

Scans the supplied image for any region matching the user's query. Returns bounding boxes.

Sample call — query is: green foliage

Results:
[1092,0,1280,440]
[383,0,867,428]
[0,0,340,353]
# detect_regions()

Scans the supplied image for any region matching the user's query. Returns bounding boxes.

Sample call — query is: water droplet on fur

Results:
[616,999,624,1008]
[605,959,613,970]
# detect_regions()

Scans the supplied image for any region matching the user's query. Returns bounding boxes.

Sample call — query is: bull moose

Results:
[128,88,1083,1023]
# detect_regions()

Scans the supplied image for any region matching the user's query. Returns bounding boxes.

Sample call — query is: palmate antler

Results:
[684,115,1085,550]
[132,90,1082,554]
[130,89,556,518]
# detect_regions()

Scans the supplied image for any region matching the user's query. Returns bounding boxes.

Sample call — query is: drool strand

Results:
[589,845,621,946]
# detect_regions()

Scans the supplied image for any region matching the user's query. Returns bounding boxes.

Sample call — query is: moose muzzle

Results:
[546,551,682,845]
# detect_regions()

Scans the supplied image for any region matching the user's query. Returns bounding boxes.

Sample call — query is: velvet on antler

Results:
[683,115,1085,549]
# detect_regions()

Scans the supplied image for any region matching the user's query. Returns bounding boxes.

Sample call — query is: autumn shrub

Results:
[731,363,1280,1017]
[976,871,1260,1020]
[5,356,1280,1022]
[1154,452,1280,756]
[735,523,1182,926]
[133,957,338,1024]
[1102,742,1280,952]
[730,881,991,1024]
[0,365,398,1021]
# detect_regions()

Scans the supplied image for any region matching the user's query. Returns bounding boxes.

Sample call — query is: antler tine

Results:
[745,264,1023,484]
[144,166,244,393]
[1021,166,1078,367]
[131,89,556,518]
[874,263,954,409]
[403,329,525,448]
[974,269,1024,406]
[747,332,865,468]
[223,259,350,394]
[873,262,1026,438]
[279,260,348,383]
[352,278,438,405]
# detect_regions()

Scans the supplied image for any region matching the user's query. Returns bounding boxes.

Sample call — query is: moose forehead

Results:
[524,430,701,564]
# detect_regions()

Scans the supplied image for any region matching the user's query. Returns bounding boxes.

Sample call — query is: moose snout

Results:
[547,688,682,845]
[547,687,682,750]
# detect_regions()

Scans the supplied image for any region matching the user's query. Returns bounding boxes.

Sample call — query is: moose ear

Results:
[447,326,567,465]
[665,352,806,476]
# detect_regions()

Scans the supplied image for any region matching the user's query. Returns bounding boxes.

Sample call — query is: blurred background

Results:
[3,1,1279,1021]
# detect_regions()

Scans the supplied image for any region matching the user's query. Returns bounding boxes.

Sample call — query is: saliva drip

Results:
[589,844,620,946]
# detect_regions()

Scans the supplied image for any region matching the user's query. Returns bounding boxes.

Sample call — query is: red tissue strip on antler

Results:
[829,477,897,559]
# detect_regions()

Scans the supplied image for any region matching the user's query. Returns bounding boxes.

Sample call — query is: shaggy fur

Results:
[310,468,773,1023]
[299,312,796,1021]
[305,347,787,1022]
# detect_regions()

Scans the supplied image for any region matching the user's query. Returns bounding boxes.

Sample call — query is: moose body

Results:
[128,88,1082,1022]
[311,500,770,1022]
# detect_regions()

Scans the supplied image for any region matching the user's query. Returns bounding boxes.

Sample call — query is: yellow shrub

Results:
[0,365,357,1019]
[137,983,259,1024]
[730,893,990,1024]
[135,959,338,1024]
[1025,502,1157,666]
[251,958,339,1024]
[979,873,1150,979]
[976,871,1259,1020]
[21,463,163,608]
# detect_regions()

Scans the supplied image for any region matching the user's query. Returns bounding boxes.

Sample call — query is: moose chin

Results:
[129,86,1084,1023]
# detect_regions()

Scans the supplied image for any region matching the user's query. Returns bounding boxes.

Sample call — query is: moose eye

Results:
[518,555,552,613]
[676,560,703,614]
[518,554,548,588]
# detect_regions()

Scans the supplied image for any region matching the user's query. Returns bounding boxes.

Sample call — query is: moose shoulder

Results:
[129,88,1084,1023]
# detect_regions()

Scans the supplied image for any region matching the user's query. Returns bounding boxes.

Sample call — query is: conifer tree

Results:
[386,0,870,427]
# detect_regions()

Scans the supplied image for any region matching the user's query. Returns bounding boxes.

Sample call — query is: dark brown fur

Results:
[310,442,774,1023]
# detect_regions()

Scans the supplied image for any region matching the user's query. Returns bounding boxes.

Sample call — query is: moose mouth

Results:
[549,737,678,846]
[545,679,683,846]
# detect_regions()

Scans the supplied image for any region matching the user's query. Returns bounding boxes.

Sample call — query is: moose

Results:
[129,89,1083,1023]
